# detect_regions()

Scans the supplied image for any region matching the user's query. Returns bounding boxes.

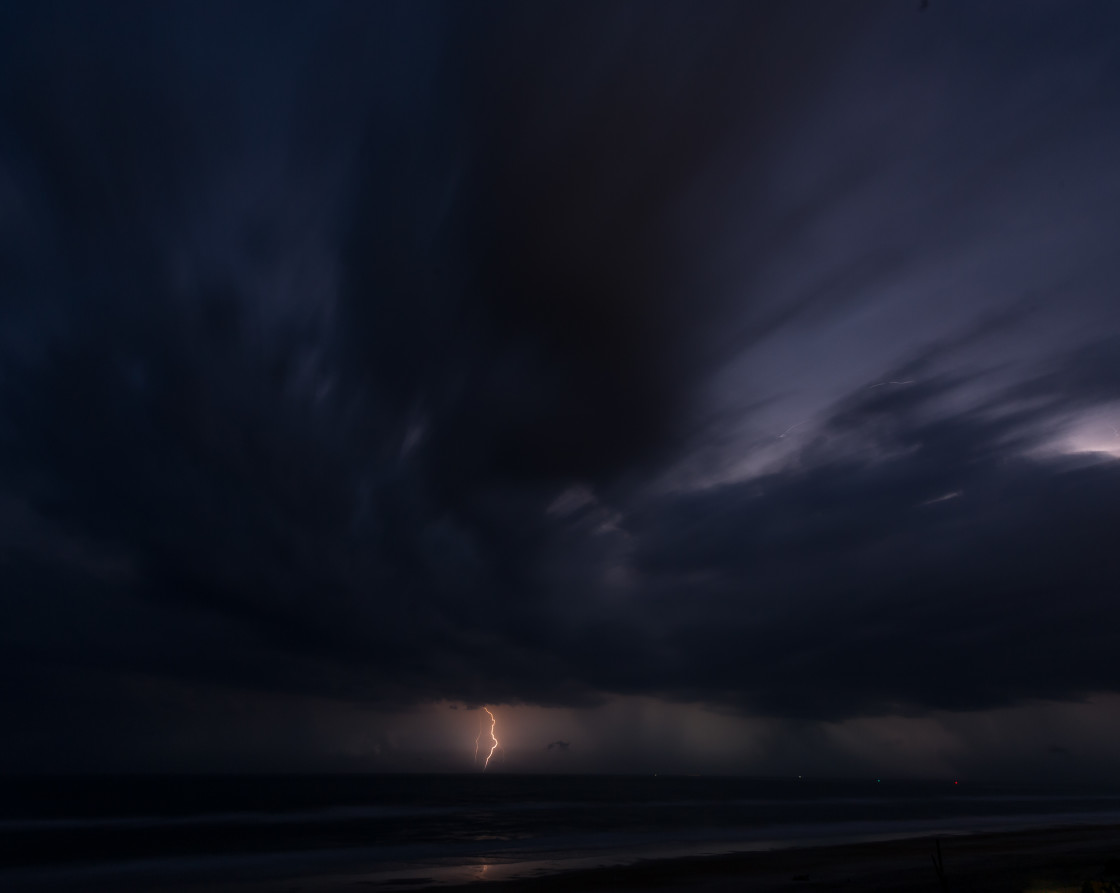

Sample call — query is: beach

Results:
[109,823,1120,893]
[288,824,1120,893]
[441,824,1120,893]
[5,777,1120,892]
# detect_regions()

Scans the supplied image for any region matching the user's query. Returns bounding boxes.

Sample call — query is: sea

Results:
[3,775,1120,891]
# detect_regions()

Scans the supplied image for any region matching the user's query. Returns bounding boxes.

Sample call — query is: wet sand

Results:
[418,824,1120,893]
[58,822,1119,893]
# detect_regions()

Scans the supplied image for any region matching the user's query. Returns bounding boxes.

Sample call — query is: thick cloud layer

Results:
[631,358,1120,718]
[2,1,1120,769]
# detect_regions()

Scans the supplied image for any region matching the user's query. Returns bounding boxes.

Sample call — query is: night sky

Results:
[2,0,1120,779]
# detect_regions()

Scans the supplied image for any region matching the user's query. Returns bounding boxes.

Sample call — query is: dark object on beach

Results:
[1085,861,1120,892]
[931,838,949,891]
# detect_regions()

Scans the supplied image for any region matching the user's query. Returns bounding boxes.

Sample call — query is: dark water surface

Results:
[4,775,1120,890]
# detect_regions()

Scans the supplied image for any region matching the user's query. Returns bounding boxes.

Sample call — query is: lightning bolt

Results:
[481,706,500,771]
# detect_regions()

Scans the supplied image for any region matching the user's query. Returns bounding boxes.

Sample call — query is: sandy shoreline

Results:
[407,824,1120,893]
[12,821,1119,892]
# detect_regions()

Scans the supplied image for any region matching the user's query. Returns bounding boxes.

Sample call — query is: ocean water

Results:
[3,775,1120,890]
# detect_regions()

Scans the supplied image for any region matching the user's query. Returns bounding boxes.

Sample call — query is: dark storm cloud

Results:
[0,0,867,699]
[628,361,1120,718]
[2,0,1120,768]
